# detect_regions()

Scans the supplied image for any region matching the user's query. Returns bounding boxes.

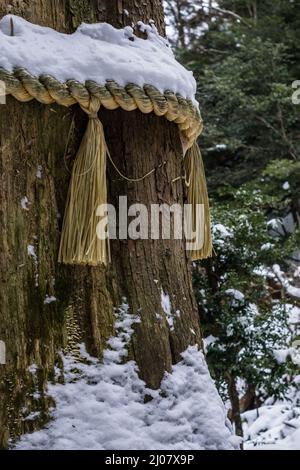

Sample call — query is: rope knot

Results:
[80,95,101,119]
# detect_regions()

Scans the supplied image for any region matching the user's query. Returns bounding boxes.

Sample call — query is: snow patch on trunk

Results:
[161,290,175,330]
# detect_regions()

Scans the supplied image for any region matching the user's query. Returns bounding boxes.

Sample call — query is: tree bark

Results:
[225,372,244,440]
[0,0,202,448]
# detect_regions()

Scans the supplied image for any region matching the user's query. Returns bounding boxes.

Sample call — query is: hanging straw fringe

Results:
[184,142,212,260]
[58,122,212,266]
[58,107,110,266]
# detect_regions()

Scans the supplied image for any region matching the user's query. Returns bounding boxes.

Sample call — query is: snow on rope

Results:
[0,15,202,147]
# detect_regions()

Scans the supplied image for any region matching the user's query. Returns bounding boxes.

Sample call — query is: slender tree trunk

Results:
[0,0,202,448]
[225,372,244,440]
[239,384,256,414]
[176,0,186,49]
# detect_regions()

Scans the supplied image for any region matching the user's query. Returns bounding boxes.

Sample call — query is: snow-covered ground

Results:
[12,302,300,450]
[15,304,239,451]
[243,381,300,450]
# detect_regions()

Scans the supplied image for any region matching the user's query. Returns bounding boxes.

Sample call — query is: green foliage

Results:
[263,159,300,181]
[167,0,300,416]
[194,179,300,401]
[176,0,300,190]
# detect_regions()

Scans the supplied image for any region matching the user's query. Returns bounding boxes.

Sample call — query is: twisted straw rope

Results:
[0,67,203,149]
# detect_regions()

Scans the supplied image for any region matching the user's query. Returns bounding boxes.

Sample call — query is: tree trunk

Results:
[176,0,186,49]
[0,0,202,448]
[225,373,244,440]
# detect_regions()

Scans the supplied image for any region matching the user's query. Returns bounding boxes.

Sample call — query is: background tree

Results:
[166,0,300,188]
[194,176,300,436]
[165,0,300,437]
[0,0,202,448]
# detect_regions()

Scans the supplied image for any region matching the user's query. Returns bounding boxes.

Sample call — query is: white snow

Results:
[28,363,38,375]
[203,335,217,354]
[243,383,300,450]
[267,218,283,230]
[294,265,300,278]
[273,348,294,364]
[260,243,273,251]
[161,289,175,330]
[241,299,300,450]
[216,144,227,150]
[24,412,41,422]
[225,289,245,301]
[286,284,300,299]
[0,15,197,104]
[253,265,271,277]
[15,305,238,451]
[27,244,37,262]
[27,244,39,286]
[44,296,57,305]
[21,196,30,210]
[36,166,43,179]
[288,305,300,325]
[273,264,300,299]
[268,215,295,236]
[212,223,233,247]
[282,181,290,190]
[213,224,233,239]
[225,289,245,307]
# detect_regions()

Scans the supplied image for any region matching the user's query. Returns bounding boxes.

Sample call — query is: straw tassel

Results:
[58,111,110,266]
[184,142,212,260]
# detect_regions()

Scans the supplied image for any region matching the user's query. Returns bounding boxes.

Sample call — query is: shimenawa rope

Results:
[0,66,212,265]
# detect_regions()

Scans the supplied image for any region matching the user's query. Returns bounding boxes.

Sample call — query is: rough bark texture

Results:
[226,373,244,440]
[0,0,202,448]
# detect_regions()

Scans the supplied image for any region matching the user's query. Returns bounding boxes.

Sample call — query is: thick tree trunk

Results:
[0,0,202,448]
